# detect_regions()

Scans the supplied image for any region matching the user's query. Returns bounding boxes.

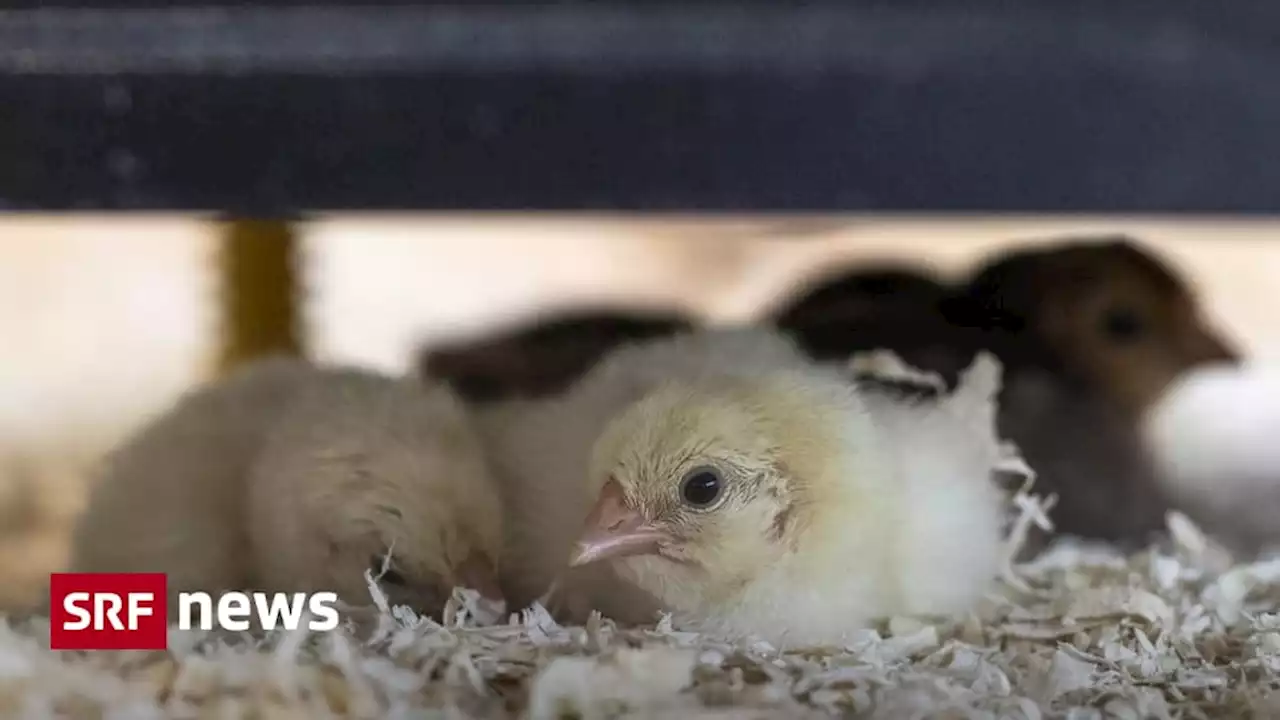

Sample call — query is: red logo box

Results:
[48,573,168,651]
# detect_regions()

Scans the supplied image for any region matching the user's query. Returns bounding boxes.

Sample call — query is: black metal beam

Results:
[2,3,1280,213]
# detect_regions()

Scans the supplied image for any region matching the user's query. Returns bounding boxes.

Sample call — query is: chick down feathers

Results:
[70,357,504,616]
[476,328,1009,648]
[246,366,504,614]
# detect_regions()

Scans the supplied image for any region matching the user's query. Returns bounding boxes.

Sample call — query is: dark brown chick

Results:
[944,235,1240,551]
[946,235,1238,418]
[418,307,696,403]
[763,238,1238,554]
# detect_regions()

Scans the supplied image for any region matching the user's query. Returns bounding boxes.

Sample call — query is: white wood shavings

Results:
[1167,510,1236,576]
[1202,557,1280,626]
[6,444,1280,716]
[2,521,1277,720]
[526,647,698,720]
[848,349,949,393]
[1000,478,1058,598]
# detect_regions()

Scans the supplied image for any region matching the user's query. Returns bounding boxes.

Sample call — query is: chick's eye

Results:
[1100,306,1144,343]
[680,467,724,508]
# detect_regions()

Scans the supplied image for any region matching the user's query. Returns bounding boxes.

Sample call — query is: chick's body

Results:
[947,236,1238,551]
[419,307,694,403]
[478,329,1007,648]
[70,357,503,615]
[70,357,311,603]
[770,264,976,388]
[245,368,504,612]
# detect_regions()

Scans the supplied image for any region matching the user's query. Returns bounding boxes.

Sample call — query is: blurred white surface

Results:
[301,216,744,373]
[0,217,218,459]
[1143,361,1280,551]
[0,216,218,609]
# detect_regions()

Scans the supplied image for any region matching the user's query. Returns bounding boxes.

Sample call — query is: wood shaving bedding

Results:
[7,497,1280,719]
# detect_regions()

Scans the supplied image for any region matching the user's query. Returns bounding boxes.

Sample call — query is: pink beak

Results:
[569,479,671,567]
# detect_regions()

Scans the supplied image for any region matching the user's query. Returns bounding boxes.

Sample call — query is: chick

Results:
[474,329,805,614]
[946,236,1240,551]
[991,370,1170,555]
[762,252,1154,552]
[69,357,504,616]
[947,235,1237,416]
[244,368,504,614]
[69,357,310,605]
[476,328,1008,648]
[759,238,1237,554]
[768,263,977,388]
[419,307,695,403]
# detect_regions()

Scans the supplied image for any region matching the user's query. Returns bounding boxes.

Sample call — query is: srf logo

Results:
[49,573,168,650]
[49,573,342,650]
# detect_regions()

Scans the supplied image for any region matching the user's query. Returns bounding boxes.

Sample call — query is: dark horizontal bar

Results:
[2,3,1280,212]
[4,4,1275,76]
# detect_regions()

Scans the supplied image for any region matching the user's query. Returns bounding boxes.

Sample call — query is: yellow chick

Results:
[69,357,504,617]
[478,329,1008,648]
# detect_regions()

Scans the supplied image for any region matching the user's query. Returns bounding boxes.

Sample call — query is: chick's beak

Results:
[570,479,670,567]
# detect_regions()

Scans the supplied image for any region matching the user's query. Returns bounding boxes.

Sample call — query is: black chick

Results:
[418,307,696,403]
[768,263,978,391]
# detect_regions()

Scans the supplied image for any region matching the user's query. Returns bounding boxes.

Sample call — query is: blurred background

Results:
[1,215,1278,612]
[7,1,1280,619]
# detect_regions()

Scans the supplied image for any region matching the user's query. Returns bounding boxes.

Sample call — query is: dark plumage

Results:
[769,264,977,389]
[765,237,1239,553]
[418,307,695,403]
[950,236,1239,551]
[943,235,1238,417]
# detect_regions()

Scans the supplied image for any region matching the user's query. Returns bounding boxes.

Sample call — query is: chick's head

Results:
[952,236,1238,417]
[247,380,506,617]
[322,457,504,614]
[572,371,873,612]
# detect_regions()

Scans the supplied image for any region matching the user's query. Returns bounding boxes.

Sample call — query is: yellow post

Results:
[215,218,303,375]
